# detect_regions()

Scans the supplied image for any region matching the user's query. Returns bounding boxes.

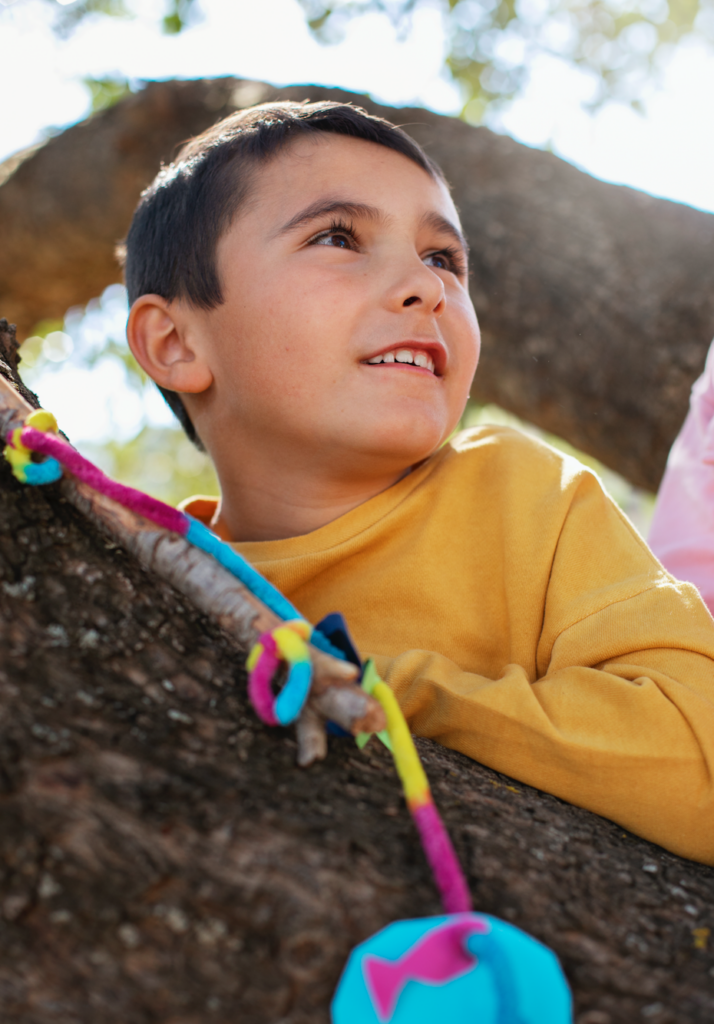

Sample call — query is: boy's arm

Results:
[371,473,714,866]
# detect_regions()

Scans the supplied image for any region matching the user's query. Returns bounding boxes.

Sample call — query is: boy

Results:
[122,100,714,866]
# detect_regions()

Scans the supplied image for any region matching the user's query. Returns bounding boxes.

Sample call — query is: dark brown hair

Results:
[120,100,444,447]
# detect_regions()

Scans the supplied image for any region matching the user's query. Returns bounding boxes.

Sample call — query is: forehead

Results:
[243,133,460,228]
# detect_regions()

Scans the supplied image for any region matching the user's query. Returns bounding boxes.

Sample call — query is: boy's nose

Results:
[401,287,445,316]
[390,262,446,317]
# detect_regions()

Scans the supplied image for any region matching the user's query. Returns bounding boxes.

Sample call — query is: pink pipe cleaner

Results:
[19,421,473,920]
[411,802,472,915]
[21,426,188,535]
[247,632,281,726]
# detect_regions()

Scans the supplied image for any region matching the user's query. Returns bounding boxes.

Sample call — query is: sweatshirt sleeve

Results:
[371,468,714,866]
[648,340,714,615]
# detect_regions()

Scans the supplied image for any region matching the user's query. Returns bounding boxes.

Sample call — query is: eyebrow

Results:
[277,199,383,235]
[420,211,470,258]
[277,197,470,258]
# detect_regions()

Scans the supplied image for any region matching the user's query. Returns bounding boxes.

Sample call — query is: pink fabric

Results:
[363,916,487,1021]
[247,633,280,726]
[20,427,188,536]
[411,802,472,915]
[649,343,714,615]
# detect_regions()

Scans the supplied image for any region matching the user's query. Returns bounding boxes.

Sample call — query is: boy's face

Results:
[188,134,480,480]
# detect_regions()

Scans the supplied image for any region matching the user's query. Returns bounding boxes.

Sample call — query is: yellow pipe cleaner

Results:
[361,660,430,809]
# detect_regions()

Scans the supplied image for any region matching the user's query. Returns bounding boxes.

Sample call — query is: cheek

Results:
[212,286,346,412]
[451,301,481,389]
[257,279,366,389]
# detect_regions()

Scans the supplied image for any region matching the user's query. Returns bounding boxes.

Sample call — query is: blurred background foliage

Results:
[297,0,714,117]
[48,0,203,38]
[18,286,219,508]
[44,0,714,115]
[81,428,220,508]
[83,74,132,112]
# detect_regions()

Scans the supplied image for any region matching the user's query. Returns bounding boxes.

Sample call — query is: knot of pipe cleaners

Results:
[4,409,63,486]
[246,620,313,726]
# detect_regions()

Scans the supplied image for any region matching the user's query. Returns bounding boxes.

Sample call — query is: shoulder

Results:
[435,424,617,534]
[442,425,663,590]
[444,424,590,489]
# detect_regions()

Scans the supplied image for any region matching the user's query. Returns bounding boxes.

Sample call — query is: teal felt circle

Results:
[331,913,572,1024]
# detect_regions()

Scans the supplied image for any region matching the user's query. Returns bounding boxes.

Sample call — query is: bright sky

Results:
[1,0,713,444]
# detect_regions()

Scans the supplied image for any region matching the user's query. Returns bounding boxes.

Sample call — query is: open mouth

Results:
[363,347,438,375]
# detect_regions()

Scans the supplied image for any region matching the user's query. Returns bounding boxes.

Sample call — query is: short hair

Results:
[119,100,445,447]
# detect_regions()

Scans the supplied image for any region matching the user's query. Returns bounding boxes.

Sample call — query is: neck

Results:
[210,447,413,543]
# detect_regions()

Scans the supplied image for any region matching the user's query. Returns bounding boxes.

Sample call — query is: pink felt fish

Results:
[363,915,490,1022]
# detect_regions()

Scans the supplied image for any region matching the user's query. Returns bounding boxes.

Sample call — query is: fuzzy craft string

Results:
[0,388,388,771]
[360,660,471,915]
[3,401,573,1023]
[247,628,472,917]
[246,620,314,726]
[7,404,471,918]
[5,414,343,661]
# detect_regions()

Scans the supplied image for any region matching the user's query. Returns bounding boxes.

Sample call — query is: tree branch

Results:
[1,78,713,488]
[0,364,383,761]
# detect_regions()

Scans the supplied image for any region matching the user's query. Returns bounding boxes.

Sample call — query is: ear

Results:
[127,294,213,394]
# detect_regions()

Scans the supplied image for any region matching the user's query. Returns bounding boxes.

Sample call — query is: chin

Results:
[363,419,447,466]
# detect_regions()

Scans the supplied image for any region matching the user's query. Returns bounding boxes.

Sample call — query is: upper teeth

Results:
[366,348,435,373]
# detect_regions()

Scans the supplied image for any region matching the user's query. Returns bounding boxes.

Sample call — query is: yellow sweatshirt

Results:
[183,426,714,865]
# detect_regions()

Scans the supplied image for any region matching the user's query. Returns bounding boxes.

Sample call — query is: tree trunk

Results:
[0,324,713,1023]
[1,78,713,490]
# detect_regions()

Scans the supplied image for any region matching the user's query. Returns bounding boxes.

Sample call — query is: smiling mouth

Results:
[363,347,437,375]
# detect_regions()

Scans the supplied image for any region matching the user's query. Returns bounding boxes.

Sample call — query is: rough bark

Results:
[2,78,714,490]
[0,367,381,766]
[1,325,714,1023]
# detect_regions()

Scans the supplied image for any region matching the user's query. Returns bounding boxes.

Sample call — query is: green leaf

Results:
[83,76,132,114]
[162,13,184,33]
[161,0,200,35]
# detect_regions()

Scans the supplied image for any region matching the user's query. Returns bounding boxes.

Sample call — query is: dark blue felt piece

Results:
[314,612,362,667]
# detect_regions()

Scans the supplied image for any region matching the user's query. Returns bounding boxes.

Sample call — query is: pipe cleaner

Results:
[3,409,63,486]
[5,405,572,1023]
[246,619,313,726]
[5,410,341,659]
[246,631,572,1022]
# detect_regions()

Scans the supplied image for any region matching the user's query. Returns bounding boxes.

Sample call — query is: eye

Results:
[314,231,353,249]
[424,252,449,270]
[307,219,359,251]
[424,246,467,277]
